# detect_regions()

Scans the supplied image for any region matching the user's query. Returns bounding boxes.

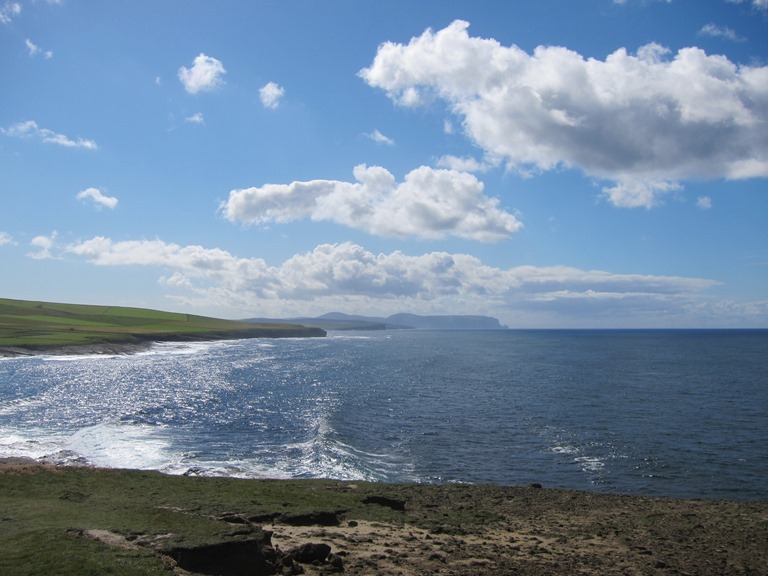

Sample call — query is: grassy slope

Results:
[0,465,408,576]
[0,298,324,350]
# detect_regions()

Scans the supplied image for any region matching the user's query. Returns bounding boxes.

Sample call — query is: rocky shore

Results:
[0,341,154,357]
[1,459,766,575]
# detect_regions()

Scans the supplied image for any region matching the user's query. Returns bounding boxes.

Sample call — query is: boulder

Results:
[288,542,332,564]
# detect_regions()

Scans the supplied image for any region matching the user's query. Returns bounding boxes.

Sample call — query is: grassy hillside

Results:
[0,298,324,352]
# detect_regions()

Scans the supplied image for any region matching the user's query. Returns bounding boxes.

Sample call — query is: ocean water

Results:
[1,329,766,500]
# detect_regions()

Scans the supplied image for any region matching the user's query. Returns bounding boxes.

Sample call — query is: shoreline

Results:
[0,328,326,358]
[2,458,767,575]
[0,341,155,358]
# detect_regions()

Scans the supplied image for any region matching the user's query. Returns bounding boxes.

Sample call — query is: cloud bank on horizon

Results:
[1,1,767,327]
[64,236,722,326]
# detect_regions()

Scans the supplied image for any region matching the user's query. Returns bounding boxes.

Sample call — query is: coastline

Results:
[0,297,327,358]
[0,328,326,358]
[1,458,766,575]
[0,341,154,358]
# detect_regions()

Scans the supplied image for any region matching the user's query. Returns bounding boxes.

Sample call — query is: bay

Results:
[1,329,766,500]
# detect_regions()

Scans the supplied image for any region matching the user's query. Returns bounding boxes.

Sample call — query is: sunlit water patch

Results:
[1,330,767,499]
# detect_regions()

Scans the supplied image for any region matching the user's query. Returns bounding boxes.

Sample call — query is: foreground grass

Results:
[0,464,409,576]
[2,463,767,575]
[0,298,324,352]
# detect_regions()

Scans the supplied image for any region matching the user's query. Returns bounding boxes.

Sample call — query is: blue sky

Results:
[2,0,767,327]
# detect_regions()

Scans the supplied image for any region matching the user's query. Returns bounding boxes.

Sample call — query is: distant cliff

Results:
[245,312,505,331]
[383,313,504,330]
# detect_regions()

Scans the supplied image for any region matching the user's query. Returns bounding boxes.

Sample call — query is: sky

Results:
[1,0,767,328]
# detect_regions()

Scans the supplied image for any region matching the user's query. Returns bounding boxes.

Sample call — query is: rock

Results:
[288,542,332,564]
[328,552,345,571]
[278,555,305,575]
[219,513,250,524]
[280,511,342,526]
[167,533,276,576]
[362,495,406,511]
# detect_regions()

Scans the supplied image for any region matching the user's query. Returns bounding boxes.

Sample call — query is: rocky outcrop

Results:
[167,534,277,575]
[75,526,346,576]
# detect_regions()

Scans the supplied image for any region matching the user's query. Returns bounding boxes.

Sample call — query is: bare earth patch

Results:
[262,484,768,575]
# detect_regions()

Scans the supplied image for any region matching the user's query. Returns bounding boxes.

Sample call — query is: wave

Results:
[263,412,415,482]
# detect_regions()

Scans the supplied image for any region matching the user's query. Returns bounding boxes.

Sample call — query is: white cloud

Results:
[696,196,713,209]
[366,129,395,146]
[0,2,21,24]
[185,112,205,124]
[0,231,15,246]
[178,53,226,94]
[76,187,118,210]
[221,164,523,242]
[699,23,745,42]
[65,237,727,326]
[1,120,97,149]
[727,0,768,10]
[25,39,53,58]
[259,81,285,109]
[602,179,683,209]
[436,155,491,173]
[28,232,58,260]
[360,20,768,208]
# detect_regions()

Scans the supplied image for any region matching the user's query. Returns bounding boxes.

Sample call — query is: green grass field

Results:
[0,464,408,576]
[0,298,324,351]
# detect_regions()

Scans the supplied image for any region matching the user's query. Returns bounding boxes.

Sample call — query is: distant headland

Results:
[244,312,506,331]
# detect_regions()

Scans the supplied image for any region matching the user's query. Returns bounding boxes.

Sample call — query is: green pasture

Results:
[0,297,323,349]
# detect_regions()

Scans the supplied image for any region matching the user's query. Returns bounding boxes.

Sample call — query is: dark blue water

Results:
[1,330,766,500]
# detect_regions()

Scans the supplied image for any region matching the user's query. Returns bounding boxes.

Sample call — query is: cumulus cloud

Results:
[64,237,725,325]
[76,187,118,210]
[1,120,97,149]
[0,231,15,246]
[28,232,58,260]
[696,196,713,210]
[367,129,395,145]
[0,2,21,24]
[178,53,226,94]
[360,20,768,208]
[259,81,285,108]
[221,164,523,242]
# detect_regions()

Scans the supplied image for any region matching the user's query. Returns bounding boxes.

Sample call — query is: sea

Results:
[1,329,766,501]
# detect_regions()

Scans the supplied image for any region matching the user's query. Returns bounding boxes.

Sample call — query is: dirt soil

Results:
[266,483,768,576]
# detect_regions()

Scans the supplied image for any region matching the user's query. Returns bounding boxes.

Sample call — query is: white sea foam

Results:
[550,444,579,455]
[64,421,178,471]
[0,428,69,460]
[575,455,606,473]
